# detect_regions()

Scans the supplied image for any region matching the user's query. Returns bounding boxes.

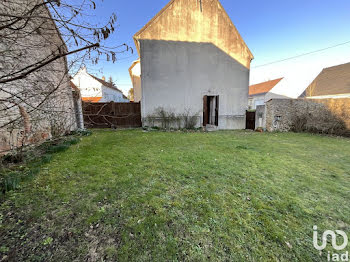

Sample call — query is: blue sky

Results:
[83,0,350,96]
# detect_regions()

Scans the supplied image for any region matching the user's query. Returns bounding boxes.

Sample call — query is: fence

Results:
[82,102,141,128]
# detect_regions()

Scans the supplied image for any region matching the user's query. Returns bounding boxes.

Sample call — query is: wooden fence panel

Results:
[82,102,141,128]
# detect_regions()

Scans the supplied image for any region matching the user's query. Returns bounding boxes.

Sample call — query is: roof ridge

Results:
[132,0,253,68]
[249,78,283,96]
[87,73,124,93]
[323,61,350,71]
[134,0,176,39]
[250,77,283,87]
[303,62,350,97]
[216,0,253,58]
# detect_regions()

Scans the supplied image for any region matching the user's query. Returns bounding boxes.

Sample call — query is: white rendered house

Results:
[129,0,254,129]
[72,67,129,103]
[249,78,291,109]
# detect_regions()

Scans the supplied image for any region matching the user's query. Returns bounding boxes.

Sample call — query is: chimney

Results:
[102,76,106,81]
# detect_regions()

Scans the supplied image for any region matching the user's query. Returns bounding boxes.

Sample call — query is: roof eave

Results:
[133,0,176,40]
[216,0,254,59]
[249,92,268,97]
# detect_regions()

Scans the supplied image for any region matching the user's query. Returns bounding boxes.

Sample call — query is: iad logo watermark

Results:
[313,226,349,261]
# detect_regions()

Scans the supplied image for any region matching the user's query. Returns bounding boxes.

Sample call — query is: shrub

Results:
[71,129,92,137]
[154,107,177,129]
[0,134,82,194]
[290,115,308,132]
[290,110,348,136]
[147,108,199,130]
[41,154,52,164]
[1,173,20,192]
[181,109,198,130]
[2,153,24,164]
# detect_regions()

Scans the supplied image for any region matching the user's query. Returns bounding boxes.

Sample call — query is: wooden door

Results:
[246,111,256,130]
[215,96,219,126]
[203,95,208,126]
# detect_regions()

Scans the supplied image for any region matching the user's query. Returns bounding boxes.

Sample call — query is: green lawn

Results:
[1,130,350,261]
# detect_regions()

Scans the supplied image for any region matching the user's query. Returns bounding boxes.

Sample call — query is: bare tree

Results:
[128,88,134,101]
[108,76,114,85]
[0,0,132,153]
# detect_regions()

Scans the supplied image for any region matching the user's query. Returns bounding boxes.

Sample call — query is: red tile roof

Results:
[82,97,102,103]
[249,78,283,96]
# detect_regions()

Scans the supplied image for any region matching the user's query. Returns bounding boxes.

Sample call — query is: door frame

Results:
[203,95,219,127]
[246,110,256,130]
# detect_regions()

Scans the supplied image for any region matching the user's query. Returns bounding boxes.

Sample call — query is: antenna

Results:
[199,0,203,12]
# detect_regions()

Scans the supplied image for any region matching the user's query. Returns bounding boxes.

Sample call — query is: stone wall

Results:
[0,0,78,154]
[266,98,350,133]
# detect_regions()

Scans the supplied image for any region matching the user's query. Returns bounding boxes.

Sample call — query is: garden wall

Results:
[266,98,350,134]
[0,1,79,155]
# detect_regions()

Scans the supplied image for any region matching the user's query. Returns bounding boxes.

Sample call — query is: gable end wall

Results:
[135,0,253,69]
[140,40,249,130]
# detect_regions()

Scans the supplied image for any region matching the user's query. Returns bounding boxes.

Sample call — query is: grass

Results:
[0,133,86,194]
[0,129,349,261]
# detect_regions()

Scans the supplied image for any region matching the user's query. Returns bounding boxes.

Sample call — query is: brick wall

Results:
[266,98,350,132]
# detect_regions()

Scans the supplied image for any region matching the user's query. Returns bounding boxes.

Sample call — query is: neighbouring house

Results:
[299,62,350,99]
[72,67,129,103]
[248,78,289,109]
[129,60,141,103]
[0,0,81,154]
[129,0,254,129]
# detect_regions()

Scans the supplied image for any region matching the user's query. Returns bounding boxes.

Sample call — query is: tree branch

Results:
[0,43,99,84]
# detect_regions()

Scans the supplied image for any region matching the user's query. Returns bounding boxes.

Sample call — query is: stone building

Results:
[129,0,254,129]
[0,0,81,154]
